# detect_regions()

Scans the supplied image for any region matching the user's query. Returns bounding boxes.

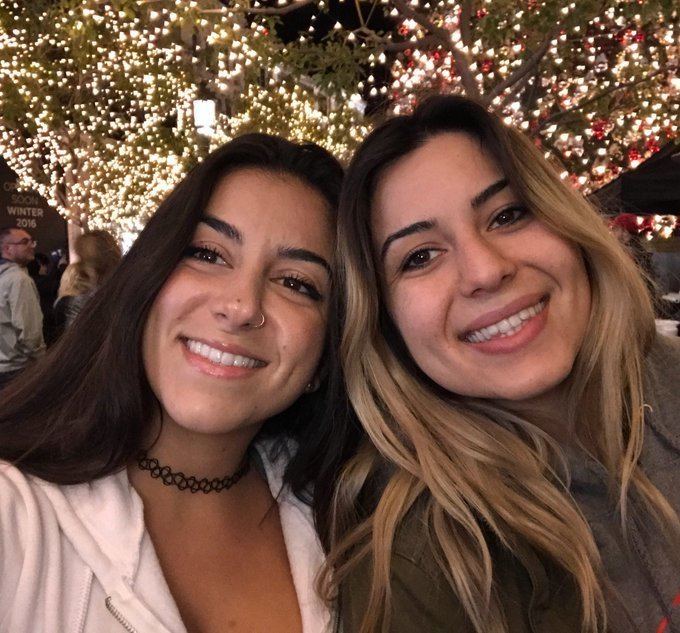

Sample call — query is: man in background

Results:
[0,227,45,390]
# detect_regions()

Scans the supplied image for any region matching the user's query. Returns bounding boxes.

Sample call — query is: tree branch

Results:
[459,0,473,50]
[361,28,440,52]
[390,0,480,99]
[486,29,556,104]
[384,35,440,52]
[539,68,665,129]
[203,0,313,15]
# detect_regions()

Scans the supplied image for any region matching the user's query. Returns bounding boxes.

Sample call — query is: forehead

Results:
[7,228,30,240]
[203,168,334,248]
[372,133,503,232]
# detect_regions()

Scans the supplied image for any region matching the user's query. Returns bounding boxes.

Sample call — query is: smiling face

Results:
[142,168,334,437]
[372,132,591,404]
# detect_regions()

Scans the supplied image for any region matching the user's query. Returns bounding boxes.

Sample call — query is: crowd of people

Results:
[0,95,679,633]
[0,228,121,390]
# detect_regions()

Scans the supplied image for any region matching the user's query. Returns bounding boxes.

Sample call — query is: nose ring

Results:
[251,312,266,329]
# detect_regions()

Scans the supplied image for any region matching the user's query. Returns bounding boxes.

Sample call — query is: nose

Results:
[455,233,516,297]
[212,273,266,331]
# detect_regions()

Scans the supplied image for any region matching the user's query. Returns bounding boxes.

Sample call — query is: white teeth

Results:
[508,314,522,327]
[184,339,264,368]
[465,299,547,343]
[497,319,512,333]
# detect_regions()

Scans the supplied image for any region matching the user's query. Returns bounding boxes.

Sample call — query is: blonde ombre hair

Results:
[322,96,679,632]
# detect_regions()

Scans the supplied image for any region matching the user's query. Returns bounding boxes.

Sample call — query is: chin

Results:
[488,365,573,403]
[161,399,252,436]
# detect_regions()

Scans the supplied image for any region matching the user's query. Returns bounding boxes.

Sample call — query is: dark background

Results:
[0,157,67,257]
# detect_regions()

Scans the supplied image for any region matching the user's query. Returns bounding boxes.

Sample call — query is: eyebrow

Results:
[200,216,242,242]
[198,216,330,275]
[471,178,508,209]
[380,220,436,262]
[278,246,331,276]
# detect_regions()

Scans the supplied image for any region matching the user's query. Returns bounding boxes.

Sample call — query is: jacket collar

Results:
[35,437,331,632]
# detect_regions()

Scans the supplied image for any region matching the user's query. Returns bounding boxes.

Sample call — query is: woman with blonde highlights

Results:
[324,95,680,633]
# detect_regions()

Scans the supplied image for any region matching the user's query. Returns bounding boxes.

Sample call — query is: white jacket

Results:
[0,442,332,633]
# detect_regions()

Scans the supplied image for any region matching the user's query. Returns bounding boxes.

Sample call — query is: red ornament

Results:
[481,58,493,73]
[398,25,409,36]
[645,139,660,154]
[634,31,645,42]
[610,213,641,234]
[432,51,441,61]
[475,8,487,19]
[628,147,641,163]
[527,0,539,10]
[591,119,609,140]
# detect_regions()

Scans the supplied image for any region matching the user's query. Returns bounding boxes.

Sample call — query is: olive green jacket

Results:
[341,335,680,633]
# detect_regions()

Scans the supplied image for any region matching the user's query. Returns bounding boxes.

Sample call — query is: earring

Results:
[305,379,318,393]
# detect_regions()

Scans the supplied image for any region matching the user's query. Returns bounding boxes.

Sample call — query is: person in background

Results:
[0,134,346,632]
[27,252,61,345]
[52,229,122,339]
[0,227,45,391]
[325,95,680,633]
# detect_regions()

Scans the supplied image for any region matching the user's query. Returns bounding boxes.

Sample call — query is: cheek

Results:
[388,286,447,354]
[276,303,328,374]
[141,274,188,376]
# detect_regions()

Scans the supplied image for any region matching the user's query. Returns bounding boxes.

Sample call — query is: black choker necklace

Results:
[137,452,250,494]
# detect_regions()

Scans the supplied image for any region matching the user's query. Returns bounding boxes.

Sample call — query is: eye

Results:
[488,205,529,230]
[183,244,226,265]
[277,274,323,301]
[401,248,442,272]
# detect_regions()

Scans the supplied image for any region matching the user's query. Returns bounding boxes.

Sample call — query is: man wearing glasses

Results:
[0,227,45,391]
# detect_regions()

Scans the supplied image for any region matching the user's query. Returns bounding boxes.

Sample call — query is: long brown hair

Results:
[322,95,678,632]
[0,134,350,513]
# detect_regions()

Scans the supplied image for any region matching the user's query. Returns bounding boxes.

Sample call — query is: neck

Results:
[128,413,266,512]
[499,382,576,446]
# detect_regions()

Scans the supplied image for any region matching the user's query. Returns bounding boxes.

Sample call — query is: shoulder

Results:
[644,334,680,418]
[646,334,680,369]
[0,463,62,604]
[0,263,25,282]
[0,461,68,546]
[341,503,474,633]
[0,461,46,521]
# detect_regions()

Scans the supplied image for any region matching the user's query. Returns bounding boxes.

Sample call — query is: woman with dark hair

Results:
[0,133,349,632]
[321,95,680,633]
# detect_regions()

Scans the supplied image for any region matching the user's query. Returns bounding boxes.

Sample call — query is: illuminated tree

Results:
[0,0,367,240]
[333,0,679,190]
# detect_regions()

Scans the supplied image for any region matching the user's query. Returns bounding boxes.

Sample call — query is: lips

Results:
[460,294,548,343]
[180,337,267,369]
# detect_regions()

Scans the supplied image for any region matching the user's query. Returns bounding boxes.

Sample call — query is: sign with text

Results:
[0,157,67,256]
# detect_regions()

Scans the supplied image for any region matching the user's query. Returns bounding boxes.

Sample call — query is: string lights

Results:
[0,0,677,243]
[0,0,366,240]
[381,0,678,191]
